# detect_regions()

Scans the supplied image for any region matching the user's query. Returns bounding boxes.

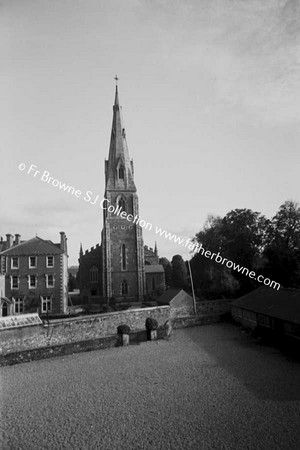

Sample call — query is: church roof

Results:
[144,264,165,273]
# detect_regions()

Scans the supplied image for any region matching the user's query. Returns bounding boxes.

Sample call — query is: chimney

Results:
[60,231,67,253]
[14,234,21,245]
[6,234,13,249]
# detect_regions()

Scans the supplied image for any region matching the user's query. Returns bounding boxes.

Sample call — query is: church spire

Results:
[105,82,136,191]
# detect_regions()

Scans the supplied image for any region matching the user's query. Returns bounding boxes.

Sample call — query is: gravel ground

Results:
[1,323,300,450]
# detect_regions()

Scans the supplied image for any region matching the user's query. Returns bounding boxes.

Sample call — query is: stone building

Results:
[0,232,68,317]
[79,85,165,308]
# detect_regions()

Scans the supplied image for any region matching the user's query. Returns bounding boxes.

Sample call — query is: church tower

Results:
[101,83,146,305]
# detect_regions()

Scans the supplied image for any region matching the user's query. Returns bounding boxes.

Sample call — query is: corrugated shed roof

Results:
[0,236,63,256]
[144,264,164,273]
[232,286,300,324]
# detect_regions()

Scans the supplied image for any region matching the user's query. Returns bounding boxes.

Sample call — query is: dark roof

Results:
[144,264,164,273]
[0,236,63,256]
[232,286,300,324]
[156,288,183,305]
[0,241,25,252]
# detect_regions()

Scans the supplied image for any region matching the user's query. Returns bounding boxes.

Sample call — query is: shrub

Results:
[145,317,158,331]
[117,324,131,335]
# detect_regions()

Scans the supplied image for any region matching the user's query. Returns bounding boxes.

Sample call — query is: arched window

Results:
[90,266,98,283]
[121,244,126,270]
[2,302,8,317]
[121,280,128,296]
[118,166,124,179]
[118,197,126,212]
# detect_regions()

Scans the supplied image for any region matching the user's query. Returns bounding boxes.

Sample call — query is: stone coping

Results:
[45,305,170,326]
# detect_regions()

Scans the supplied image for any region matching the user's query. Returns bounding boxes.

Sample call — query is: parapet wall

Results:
[0,306,170,356]
[196,299,232,315]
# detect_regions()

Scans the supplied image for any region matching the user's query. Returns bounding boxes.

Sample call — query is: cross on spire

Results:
[114,75,119,85]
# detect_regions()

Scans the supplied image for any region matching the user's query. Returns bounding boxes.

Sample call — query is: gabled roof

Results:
[157,288,194,307]
[144,264,165,273]
[232,286,300,324]
[156,288,183,304]
[0,236,63,256]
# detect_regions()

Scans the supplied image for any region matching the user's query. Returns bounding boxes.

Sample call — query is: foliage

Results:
[189,201,300,298]
[262,201,300,288]
[145,317,158,331]
[68,273,77,292]
[171,255,188,288]
[117,324,131,335]
[159,257,173,286]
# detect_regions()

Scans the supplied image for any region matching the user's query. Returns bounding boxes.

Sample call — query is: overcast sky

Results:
[1,0,299,265]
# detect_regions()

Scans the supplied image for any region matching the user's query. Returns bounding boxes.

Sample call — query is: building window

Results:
[121,280,128,296]
[257,314,270,328]
[41,296,52,313]
[90,266,98,283]
[152,276,155,291]
[46,256,54,268]
[0,256,6,274]
[11,276,19,289]
[118,197,126,212]
[121,244,126,270]
[14,297,24,314]
[29,256,37,268]
[29,275,37,288]
[11,257,19,269]
[118,166,124,179]
[46,274,55,288]
[2,302,8,317]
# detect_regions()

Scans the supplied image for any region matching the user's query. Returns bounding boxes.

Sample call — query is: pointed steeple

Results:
[79,243,83,258]
[105,83,136,191]
[114,84,120,107]
[154,241,158,256]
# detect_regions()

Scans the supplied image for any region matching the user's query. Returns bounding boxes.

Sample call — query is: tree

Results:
[159,257,173,287]
[263,201,300,287]
[68,273,76,292]
[171,255,188,288]
[190,215,239,299]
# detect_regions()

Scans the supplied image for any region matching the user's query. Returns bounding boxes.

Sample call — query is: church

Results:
[78,84,165,309]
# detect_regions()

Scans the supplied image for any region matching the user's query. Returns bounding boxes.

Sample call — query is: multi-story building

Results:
[0,232,68,317]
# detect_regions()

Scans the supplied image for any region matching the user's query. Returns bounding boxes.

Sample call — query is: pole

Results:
[187,253,197,316]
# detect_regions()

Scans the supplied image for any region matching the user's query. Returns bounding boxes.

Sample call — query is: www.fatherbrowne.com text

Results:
[19,163,280,290]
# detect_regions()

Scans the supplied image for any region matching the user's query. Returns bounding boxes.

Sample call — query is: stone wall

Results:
[0,306,170,356]
[196,299,232,315]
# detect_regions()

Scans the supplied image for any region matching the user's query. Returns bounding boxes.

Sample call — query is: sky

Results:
[1,0,299,266]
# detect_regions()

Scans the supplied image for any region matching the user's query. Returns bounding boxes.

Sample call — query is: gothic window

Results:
[121,244,127,270]
[118,166,124,179]
[2,302,8,317]
[118,197,126,212]
[152,276,155,291]
[121,280,128,295]
[90,266,98,283]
